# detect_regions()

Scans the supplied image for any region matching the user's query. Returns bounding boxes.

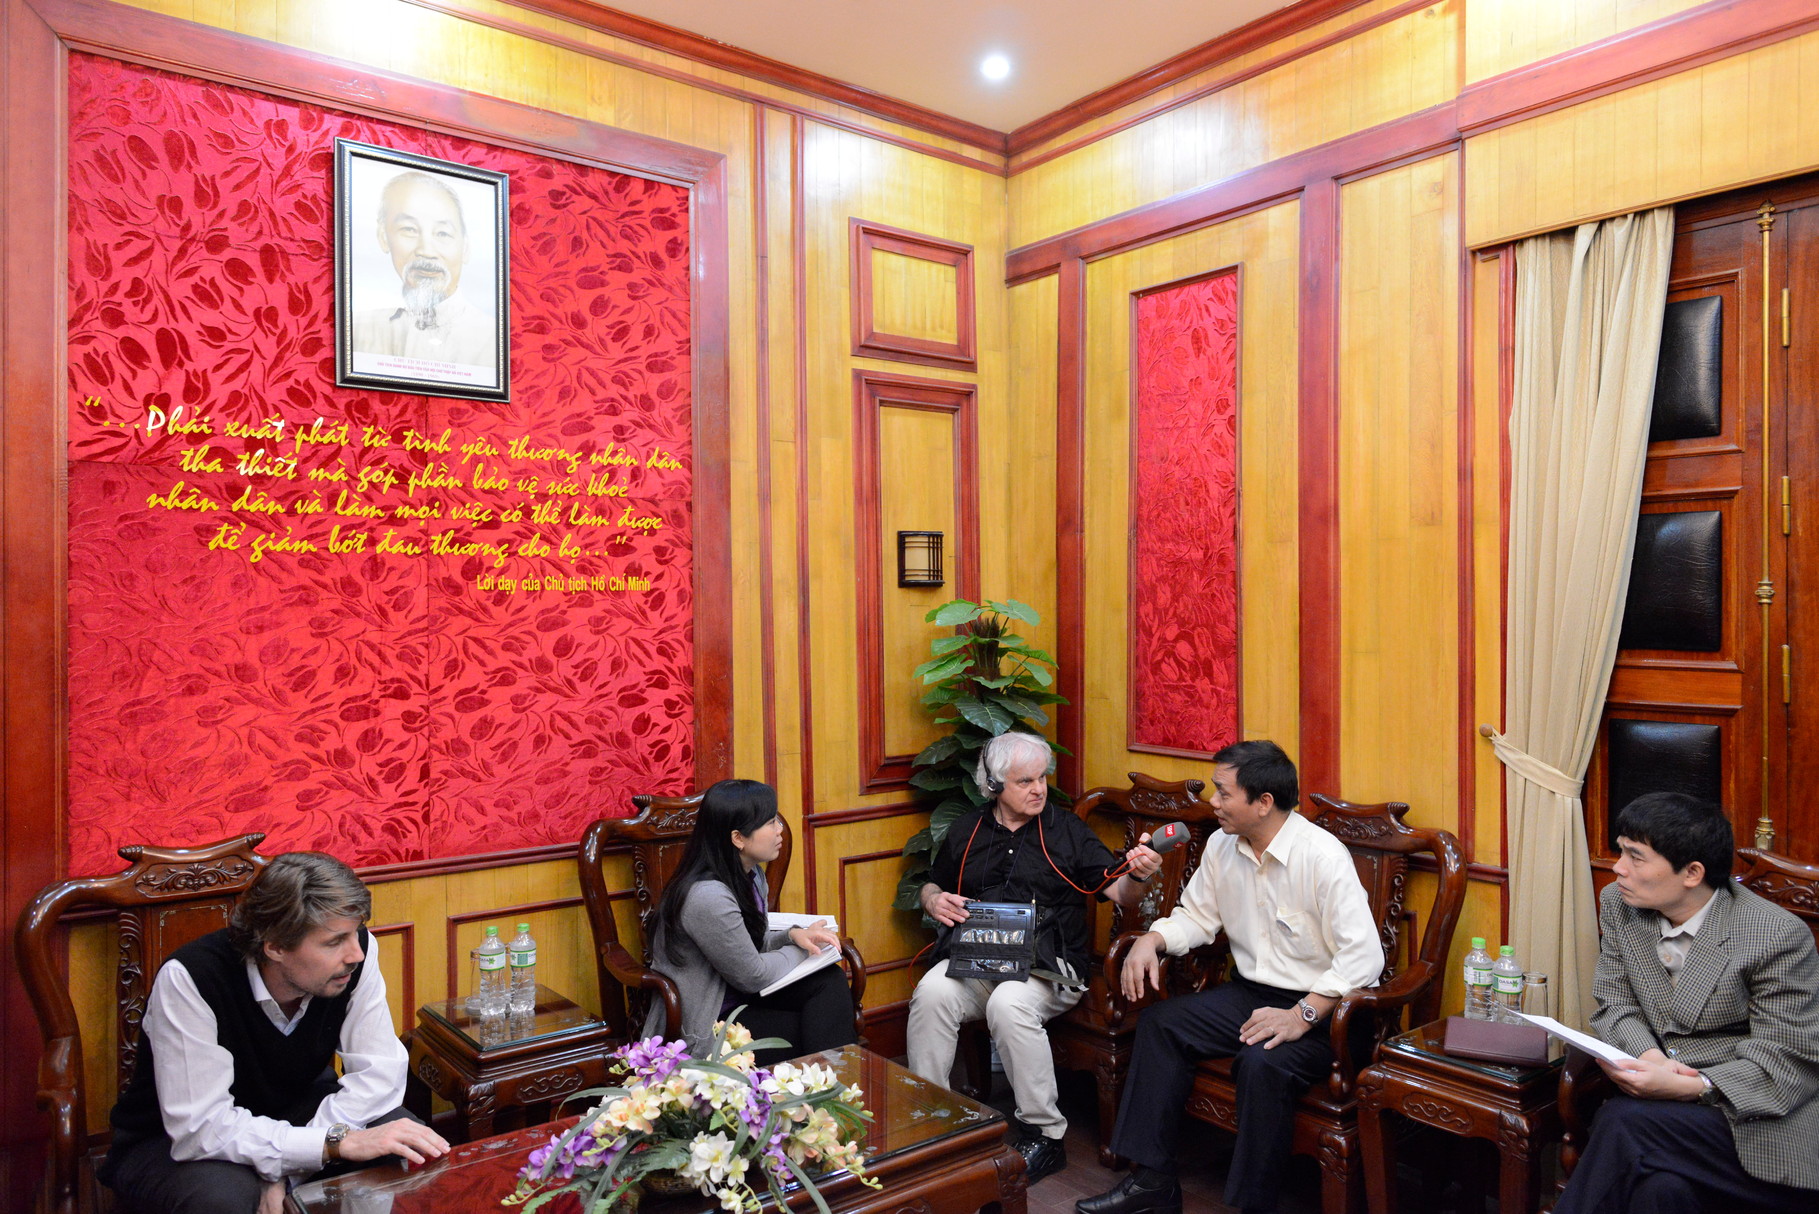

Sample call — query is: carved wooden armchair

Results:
[1104,796,1465,1214]
[577,792,866,1046]
[1557,847,1819,1182]
[14,834,272,1214]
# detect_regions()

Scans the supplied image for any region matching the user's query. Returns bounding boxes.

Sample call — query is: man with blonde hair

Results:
[100,852,448,1214]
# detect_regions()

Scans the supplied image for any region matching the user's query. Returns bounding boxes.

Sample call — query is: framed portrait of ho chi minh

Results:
[335,139,511,401]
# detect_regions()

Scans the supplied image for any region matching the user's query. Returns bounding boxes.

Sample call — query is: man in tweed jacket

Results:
[1555,792,1819,1213]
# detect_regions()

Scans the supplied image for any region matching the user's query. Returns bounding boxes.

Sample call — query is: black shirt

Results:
[929,800,1122,981]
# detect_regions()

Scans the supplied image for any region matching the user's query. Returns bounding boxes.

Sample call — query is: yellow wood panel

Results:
[1337,154,1460,828]
[1465,29,1819,247]
[1464,0,1710,84]
[1009,2,1458,248]
[870,250,960,344]
[999,276,1062,726]
[1419,873,1506,1017]
[1470,254,1506,866]
[879,406,959,757]
[1081,202,1301,792]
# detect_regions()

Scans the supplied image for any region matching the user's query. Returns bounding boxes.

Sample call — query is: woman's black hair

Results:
[653,778,780,965]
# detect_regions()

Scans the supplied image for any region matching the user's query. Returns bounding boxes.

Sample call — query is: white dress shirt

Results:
[141,935,407,1181]
[1148,809,1385,998]
[1656,888,1718,985]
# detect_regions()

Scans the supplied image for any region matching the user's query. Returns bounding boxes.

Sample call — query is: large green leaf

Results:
[912,652,973,683]
[995,694,1049,726]
[901,826,934,857]
[972,674,1015,690]
[987,598,1041,624]
[1021,663,1053,687]
[954,696,1015,734]
[908,767,964,791]
[928,633,973,656]
[926,599,983,626]
[911,734,962,766]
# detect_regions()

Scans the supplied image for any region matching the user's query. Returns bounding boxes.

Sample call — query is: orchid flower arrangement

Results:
[506,1016,877,1214]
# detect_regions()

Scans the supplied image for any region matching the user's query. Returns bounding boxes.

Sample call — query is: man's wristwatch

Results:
[1696,1072,1718,1105]
[324,1122,352,1164]
[1296,998,1319,1024]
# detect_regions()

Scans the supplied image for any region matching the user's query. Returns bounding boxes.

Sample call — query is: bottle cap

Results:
[1500,945,1514,955]
[518,922,531,933]
[485,926,499,936]
[1471,936,1485,949]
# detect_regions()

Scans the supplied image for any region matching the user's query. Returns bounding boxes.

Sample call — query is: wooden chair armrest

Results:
[1102,932,1169,1026]
[1324,960,1437,1099]
[598,940,683,1038]
[839,938,868,1042]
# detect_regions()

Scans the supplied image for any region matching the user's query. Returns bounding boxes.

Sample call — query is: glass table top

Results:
[1381,1017,1566,1084]
[420,984,604,1052]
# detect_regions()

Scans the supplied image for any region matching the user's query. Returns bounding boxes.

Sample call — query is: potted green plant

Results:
[894,598,1067,911]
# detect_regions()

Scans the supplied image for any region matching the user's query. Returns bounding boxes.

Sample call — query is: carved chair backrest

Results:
[14,834,270,1214]
[1736,847,1819,946]
[1303,795,1466,1032]
[578,794,793,1037]
[1073,773,1216,952]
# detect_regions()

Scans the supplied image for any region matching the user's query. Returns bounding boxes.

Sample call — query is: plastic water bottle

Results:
[476,925,509,1016]
[1493,944,1525,1022]
[508,922,538,1014]
[1463,936,1495,1020]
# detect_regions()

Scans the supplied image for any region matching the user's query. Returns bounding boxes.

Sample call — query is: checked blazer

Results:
[1591,880,1819,1190]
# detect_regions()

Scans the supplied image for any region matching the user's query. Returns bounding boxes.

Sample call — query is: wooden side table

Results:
[405,984,616,1140]
[1356,1018,1564,1214]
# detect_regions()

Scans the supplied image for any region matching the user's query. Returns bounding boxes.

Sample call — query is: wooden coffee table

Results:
[291,1044,1027,1214]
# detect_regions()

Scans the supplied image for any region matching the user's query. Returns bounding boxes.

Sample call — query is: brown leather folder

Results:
[1441,1014,1549,1067]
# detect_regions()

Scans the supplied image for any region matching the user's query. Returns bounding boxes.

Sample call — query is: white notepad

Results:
[760,912,844,996]
[1510,1011,1637,1064]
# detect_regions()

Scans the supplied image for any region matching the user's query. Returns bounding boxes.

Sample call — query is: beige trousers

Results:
[905,959,1083,1139]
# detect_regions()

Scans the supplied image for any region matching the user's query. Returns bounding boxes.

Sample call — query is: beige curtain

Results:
[1488,207,1674,1030]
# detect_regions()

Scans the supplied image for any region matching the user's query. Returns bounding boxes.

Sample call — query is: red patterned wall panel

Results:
[1128,271,1241,756]
[64,55,696,873]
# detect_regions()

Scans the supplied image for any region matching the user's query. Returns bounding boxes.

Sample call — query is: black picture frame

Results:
[334,138,510,401]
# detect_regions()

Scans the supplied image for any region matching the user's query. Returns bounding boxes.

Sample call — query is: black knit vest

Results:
[105,926,366,1155]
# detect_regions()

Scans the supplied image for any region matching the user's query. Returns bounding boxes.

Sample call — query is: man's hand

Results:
[921,884,971,927]
[1239,1005,1312,1050]
[1119,932,1167,1002]
[1597,1054,1708,1101]
[1124,835,1163,882]
[258,1181,286,1214]
[788,919,840,953]
[339,1118,450,1166]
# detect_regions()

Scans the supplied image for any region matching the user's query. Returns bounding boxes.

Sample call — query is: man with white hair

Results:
[351,170,497,373]
[907,730,1162,1184]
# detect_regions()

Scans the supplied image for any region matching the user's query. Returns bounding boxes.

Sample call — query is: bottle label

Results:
[510,948,537,967]
[1465,964,1493,986]
[1495,974,1523,994]
[478,953,506,971]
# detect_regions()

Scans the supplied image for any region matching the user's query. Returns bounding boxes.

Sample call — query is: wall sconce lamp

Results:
[897,531,945,588]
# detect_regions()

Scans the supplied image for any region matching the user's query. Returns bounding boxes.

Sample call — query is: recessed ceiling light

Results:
[980,54,1011,81]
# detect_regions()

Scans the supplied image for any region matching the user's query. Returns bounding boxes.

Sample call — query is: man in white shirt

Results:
[1077,741,1384,1214]
[99,852,448,1214]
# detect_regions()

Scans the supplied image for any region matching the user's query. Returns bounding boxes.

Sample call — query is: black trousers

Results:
[104,1101,423,1214]
[1109,976,1334,1214]
[727,964,856,1067]
[1554,1096,1817,1214]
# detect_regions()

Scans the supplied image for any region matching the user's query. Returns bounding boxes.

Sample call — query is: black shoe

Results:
[1014,1132,1068,1184]
[1075,1171,1182,1214]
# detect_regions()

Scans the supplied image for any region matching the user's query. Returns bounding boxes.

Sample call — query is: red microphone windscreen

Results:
[1151,821,1189,854]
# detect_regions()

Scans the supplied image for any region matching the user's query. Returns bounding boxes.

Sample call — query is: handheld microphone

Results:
[1132,820,1189,882]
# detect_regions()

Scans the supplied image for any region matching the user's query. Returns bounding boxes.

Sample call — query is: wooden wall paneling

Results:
[366,919,418,1036]
[850,220,977,370]
[1298,178,1341,795]
[851,372,980,791]
[1006,0,1459,249]
[1463,24,1819,248]
[1055,257,1088,793]
[1336,153,1462,825]
[1079,206,1300,791]
[815,809,930,1015]
[1469,250,1509,866]
[1004,276,1061,764]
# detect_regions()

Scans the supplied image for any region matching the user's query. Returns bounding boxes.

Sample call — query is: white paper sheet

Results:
[1510,1011,1637,1064]
[760,913,844,997]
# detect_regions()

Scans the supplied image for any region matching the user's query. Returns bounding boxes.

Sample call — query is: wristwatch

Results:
[1296,998,1319,1024]
[1696,1072,1719,1105]
[324,1122,352,1164]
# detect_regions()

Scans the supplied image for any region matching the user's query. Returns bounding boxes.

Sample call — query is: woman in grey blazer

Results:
[643,779,855,1063]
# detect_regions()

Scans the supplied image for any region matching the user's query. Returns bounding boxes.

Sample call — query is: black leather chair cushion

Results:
[1606,719,1722,848]
[1620,510,1722,652]
[1650,295,1723,442]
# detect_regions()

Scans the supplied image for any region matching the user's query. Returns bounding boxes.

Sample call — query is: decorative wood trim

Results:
[1456,164,1478,866]
[1297,178,1341,795]
[1457,0,1819,138]
[369,920,418,1032]
[804,801,925,828]
[693,155,735,785]
[836,848,909,947]
[1007,102,1460,283]
[755,105,779,791]
[791,115,820,910]
[1009,0,1436,173]
[1125,267,1244,759]
[849,219,978,371]
[443,896,587,997]
[386,0,1007,175]
[1055,258,1088,793]
[1007,0,1378,155]
[359,844,576,884]
[495,0,1007,155]
[861,998,909,1061]
[1497,247,1515,882]
[852,370,981,792]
